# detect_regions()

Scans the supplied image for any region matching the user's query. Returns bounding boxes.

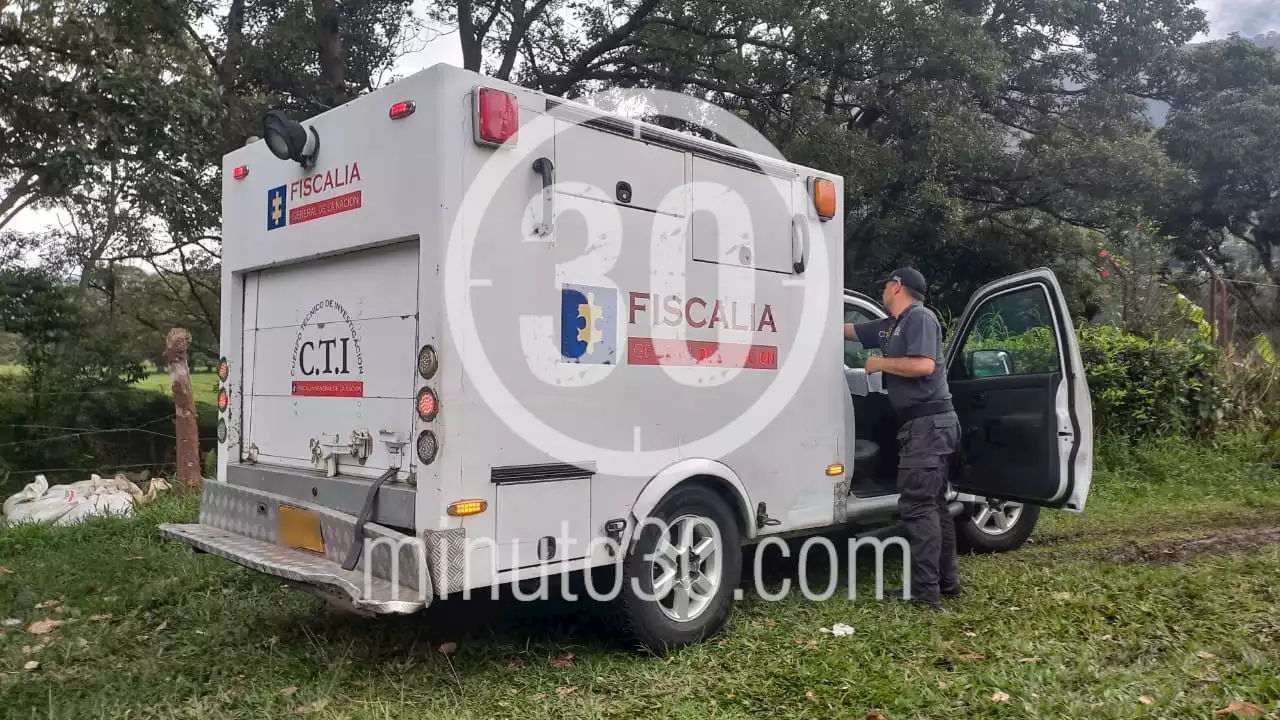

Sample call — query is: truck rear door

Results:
[943,268,1094,512]
[240,241,420,477]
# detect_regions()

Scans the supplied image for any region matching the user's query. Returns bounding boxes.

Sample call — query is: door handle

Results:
[791,214,808,274]
[970,393,987,408]
[531,157,555,237]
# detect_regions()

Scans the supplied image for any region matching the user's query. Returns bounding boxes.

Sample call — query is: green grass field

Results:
[132,371,220,406]
[0,365,219,406]
[2,436,1279,718]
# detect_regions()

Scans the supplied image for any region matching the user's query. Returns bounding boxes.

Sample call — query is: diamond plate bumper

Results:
[159,480,431,615]
[160,523,426,614]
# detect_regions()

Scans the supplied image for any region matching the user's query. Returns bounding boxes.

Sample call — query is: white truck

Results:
[160,63,1094,651]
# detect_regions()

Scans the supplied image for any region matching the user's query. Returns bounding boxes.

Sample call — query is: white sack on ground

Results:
[3,474,171,526]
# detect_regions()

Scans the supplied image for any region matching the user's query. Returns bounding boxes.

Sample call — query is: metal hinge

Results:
[350,429,373,463]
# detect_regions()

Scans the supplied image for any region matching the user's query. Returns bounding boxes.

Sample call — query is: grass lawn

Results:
[2,436,1279,718]
[0,365,218,406]
[132,371,220,406]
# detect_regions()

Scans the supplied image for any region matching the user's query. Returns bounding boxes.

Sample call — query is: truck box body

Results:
[164,63,847,610]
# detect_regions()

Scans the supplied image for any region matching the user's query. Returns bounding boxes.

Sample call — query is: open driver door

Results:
[944,268,1094,512]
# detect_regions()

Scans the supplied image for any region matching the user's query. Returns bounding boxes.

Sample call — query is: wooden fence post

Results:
[166,328,202,487]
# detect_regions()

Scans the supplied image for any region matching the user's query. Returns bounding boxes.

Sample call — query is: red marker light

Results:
[390,101,416,120]
[233,166,249,180]
[474,87,519,146]
[416,387,438,421]
[217,390,229,411]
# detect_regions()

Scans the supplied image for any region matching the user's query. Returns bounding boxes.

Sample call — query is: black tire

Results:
[955,501,1040,554]
[611,483,743,653]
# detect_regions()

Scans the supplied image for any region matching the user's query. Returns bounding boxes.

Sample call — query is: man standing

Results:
[844,268,961,609]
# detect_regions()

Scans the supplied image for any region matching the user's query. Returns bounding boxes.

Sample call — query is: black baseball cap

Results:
[885,267,928,297]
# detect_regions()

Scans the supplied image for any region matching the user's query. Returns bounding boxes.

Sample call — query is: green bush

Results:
[951,322,1222,439]
[1077,325,1221,438]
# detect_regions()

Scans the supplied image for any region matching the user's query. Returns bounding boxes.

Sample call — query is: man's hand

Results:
[866,354,936,378]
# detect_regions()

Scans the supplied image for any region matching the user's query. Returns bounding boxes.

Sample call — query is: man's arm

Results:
[866,354,935,377]
[845,318,891,347]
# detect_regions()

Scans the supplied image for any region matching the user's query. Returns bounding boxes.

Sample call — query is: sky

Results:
[1197,0,1280,40]
[6,0,1279,235]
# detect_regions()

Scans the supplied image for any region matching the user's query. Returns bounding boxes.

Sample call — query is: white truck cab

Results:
[160,63,1093,651]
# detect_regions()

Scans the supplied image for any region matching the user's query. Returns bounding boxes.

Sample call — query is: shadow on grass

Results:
[240,525,914,664]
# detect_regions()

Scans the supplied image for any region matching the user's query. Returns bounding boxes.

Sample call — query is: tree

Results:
[0,0,222,232]
[3,0,421,352]
[0,268,148,403]
[1155,37,1280,287]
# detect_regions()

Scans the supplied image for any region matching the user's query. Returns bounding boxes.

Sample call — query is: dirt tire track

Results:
[1104,526,1280,564]
[1029,512,1280,548]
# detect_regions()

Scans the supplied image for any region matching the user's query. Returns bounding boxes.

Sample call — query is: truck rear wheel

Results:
[612,484,742,653]
[955,499,1040,553]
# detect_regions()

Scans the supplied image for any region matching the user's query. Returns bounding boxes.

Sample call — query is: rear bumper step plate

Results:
[160,523,426,614]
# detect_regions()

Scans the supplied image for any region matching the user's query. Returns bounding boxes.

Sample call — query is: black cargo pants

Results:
[896,411,962,604]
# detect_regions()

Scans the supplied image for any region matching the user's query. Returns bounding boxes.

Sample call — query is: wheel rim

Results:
[648,514,723,623]
[970,500,1024,536]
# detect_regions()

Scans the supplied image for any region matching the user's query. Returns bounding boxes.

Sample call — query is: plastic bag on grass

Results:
[3,474,171,526]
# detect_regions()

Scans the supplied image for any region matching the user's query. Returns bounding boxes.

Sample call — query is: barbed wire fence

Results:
[0,330,217,489]
[1191,265,1280,354]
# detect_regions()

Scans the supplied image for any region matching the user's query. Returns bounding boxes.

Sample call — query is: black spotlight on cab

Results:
[262,110,320,168]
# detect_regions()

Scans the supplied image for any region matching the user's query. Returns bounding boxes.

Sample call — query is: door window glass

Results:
[843,304,883,369]
[952,286,1061,379]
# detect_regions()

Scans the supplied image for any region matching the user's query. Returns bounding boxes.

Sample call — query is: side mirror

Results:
[967,349,1013,377]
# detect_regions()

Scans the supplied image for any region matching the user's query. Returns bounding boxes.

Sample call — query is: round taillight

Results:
[416,387,438,421]
[416,430,438,465]
[416,345,438,380]
[217,390,229,411]
[216,419,228,443]
[217,358,229,381]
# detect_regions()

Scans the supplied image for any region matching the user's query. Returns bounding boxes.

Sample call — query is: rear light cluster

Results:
[415,344,439,465]
[216,356,230,444]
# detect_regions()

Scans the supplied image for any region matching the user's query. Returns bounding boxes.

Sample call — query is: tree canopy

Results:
[1,0,1278,363]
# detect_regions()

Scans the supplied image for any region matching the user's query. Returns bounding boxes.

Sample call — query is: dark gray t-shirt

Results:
[853,303,951,413]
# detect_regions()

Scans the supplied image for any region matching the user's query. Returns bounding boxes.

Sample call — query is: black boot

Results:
[884,588,942,609]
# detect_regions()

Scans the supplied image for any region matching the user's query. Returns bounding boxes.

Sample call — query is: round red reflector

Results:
[217,390,229,411]
[416,387,438,421]
[217,358,229,381]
